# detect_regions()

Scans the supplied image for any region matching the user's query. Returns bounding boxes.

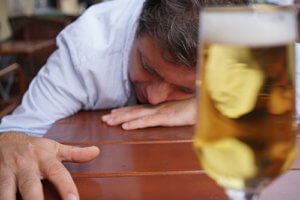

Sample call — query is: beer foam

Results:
[201,7,297,47]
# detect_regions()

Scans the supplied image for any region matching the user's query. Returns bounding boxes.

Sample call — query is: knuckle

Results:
[132,118,148,128]
[157,111,168,118]
[131,108,142,115]
[136,117,146,124]
[47,162,65,177]
[153,113,168,126]
[34,148,50,160]
[143,113,155,121]
[15,155,27,168]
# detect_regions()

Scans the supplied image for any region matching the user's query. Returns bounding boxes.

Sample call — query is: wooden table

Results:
[43,111,300,200]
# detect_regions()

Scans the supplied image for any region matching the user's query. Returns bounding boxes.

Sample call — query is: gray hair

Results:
[136,0,250,69]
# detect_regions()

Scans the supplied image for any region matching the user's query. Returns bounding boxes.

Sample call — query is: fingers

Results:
[41,160,78,200]
[110,104,144,113]
[44,144,99,200]
[57,144,100,163]
[0,133,96,200]
[102,105,156,126]
[0,170,16,200]
[17,167,44,200]
[105,98,197,130]
[122,113,166,130]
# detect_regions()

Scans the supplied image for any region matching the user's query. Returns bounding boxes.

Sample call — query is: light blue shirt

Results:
[0,0,144,137]
[1,0,300,137]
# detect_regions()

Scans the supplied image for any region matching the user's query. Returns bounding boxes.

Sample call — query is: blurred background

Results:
[0,0,106,41]
[0,0,106,119]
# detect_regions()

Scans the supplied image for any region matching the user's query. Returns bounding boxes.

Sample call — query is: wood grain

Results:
[41,111,300,200]
[41,170,300,200]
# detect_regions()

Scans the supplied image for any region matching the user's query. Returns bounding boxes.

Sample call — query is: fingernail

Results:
[122,123,129,129]
[107,118,115,125]
[86,146,99,151]
[102,115,110,121]
[67,193,78,200]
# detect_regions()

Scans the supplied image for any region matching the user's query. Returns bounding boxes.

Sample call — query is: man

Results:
[0,0,250,200]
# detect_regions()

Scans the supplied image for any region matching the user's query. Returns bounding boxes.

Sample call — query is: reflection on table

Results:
[41,110,300,200]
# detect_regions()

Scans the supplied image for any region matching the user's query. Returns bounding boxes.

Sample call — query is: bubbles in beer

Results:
[194,5,297,191]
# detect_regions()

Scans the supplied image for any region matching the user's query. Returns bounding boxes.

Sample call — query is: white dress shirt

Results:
[0,0,144,137]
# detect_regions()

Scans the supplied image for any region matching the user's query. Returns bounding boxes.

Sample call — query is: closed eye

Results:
[178,86,195,94]
[139,50,195,94]
[140,53,161,78]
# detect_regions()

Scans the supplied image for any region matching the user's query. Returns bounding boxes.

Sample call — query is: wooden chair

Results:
[0,63,26,119]
[9,15,74,40]
[0,15,76,80]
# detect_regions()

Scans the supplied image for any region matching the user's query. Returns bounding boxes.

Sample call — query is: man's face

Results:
[129,35,196,105]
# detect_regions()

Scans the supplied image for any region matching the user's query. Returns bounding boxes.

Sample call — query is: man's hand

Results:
[102,98,196,130]
[0,132,99,200]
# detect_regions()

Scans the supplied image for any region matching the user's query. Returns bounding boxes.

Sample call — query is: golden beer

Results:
[194,5,298,194]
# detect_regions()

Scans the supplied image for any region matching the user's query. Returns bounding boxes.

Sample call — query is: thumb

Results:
[57,144,100,163]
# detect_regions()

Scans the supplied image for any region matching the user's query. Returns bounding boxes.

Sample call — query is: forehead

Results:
[137,35,196,88]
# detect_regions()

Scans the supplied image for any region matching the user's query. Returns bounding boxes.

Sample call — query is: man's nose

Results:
[146,80,171,105]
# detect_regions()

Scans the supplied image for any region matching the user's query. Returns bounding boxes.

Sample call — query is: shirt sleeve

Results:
[0,29,88,137]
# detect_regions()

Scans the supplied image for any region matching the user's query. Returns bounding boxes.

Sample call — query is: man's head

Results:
[129,0,250,105]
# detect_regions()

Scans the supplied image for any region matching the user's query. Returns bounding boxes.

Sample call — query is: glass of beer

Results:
[193,4,297,200]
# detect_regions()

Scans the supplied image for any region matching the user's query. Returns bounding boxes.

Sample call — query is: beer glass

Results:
[193,4,298,200]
